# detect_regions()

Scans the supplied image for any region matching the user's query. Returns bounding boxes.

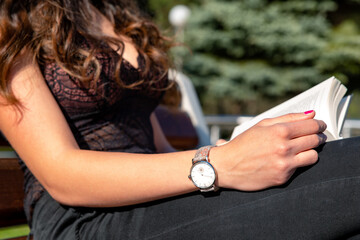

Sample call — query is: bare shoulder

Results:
[6,51,41,97]
[0,48,78,180]
[0,49,49,125]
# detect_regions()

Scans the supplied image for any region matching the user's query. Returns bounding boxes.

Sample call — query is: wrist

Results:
[208,144,230,189]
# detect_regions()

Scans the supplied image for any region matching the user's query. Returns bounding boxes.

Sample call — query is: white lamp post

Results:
[168,5,191,69]
[169,4,191,34]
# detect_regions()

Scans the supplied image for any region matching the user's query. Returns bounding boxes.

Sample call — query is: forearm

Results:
[45,149,199,207]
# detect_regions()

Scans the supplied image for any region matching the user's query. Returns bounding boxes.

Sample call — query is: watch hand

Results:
[201,174,213,178]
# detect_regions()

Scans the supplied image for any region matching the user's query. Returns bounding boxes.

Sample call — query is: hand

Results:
[211,111,327,191]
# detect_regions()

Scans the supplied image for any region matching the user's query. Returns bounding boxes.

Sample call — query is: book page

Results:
[231,77,344,140]
[327,84,347,137]
[337,95,352,136]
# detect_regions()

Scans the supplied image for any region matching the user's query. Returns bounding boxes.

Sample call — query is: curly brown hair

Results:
[0,0,172,105]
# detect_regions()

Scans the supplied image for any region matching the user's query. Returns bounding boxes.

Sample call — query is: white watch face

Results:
[190,161,216,189]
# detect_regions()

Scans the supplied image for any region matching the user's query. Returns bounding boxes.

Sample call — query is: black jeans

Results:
[32,137,360,240]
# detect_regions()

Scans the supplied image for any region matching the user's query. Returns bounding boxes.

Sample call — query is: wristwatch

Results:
[189,146,218,192]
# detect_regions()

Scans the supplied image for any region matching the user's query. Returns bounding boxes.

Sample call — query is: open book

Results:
[231,77,352,141]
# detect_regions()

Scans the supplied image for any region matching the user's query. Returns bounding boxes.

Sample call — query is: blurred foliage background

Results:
[140,0,360,118]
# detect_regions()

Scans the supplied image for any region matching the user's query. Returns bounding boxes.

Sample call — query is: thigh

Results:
[33,137,360,240]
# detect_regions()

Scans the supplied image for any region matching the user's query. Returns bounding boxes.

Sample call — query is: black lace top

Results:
[18,38,168,224]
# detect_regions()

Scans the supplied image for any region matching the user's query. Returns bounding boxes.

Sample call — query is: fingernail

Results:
[318,133,327,143]
[304,110,314,114]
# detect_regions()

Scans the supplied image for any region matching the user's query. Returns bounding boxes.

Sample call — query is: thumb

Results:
[260,110,315,126]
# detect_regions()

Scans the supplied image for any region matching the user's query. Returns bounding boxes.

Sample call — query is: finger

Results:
[263,119,326,143]
[285,119,327,139]
[288,133,327,154]
[258,111,316,127]
[292,149,319,168]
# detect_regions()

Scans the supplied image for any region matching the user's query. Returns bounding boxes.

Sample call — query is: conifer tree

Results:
[174,0,360,114]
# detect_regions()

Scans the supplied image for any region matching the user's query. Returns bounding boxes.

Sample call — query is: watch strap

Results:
[192,145,213,164]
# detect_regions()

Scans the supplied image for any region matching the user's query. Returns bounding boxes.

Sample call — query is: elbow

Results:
[42,176,87,207]
[44,183,80,207]
[38,151,90,207]
[47,191,72,206]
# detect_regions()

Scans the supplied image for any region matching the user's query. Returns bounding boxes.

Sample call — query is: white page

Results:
[337,95,352,136]
[327,84,347,138]
[231,77,344,140]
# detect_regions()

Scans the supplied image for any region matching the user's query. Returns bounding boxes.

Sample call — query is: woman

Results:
[0,1,359,239]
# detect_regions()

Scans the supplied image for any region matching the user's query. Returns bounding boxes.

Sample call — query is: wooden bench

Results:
[155,105,198,150]
[0,133,29,240]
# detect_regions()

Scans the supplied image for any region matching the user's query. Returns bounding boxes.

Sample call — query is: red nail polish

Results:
[304,110,314,114]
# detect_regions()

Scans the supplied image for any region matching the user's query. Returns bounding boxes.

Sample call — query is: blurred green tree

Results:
[177,0,360,115]
[148,0,360,116]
